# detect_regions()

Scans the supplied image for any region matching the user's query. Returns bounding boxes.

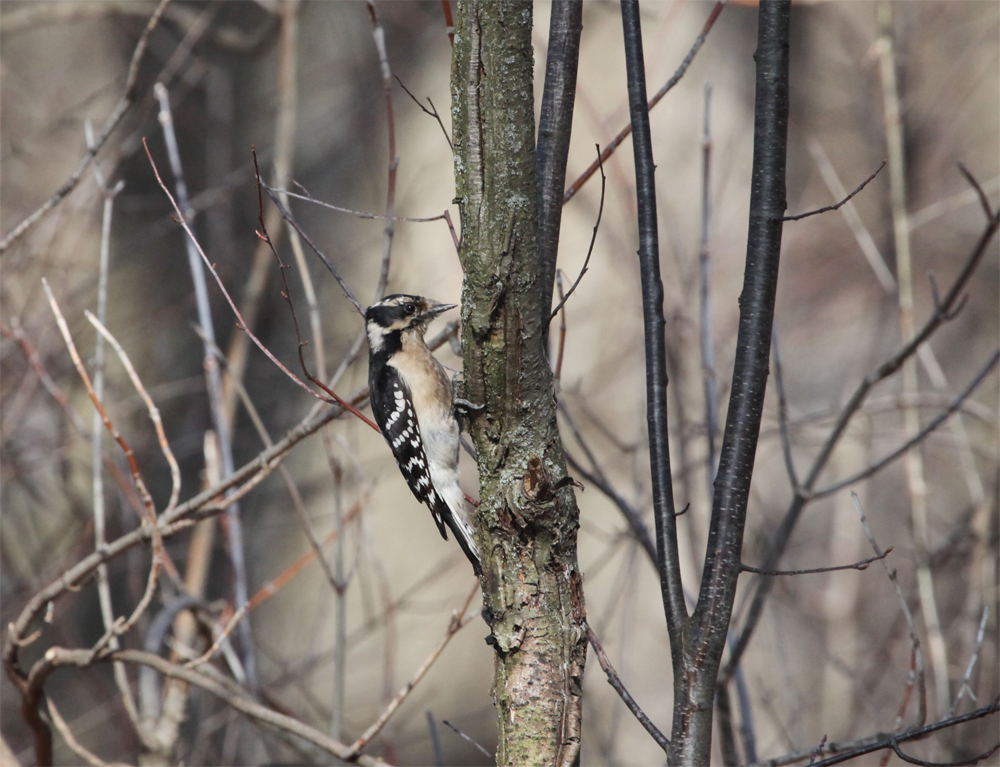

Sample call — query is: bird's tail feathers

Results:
[437,484,482,576]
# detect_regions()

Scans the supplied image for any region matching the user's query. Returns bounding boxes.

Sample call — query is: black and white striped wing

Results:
[372,374,449,540]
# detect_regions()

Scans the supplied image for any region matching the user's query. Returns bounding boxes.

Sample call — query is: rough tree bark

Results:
[451,2,587,765]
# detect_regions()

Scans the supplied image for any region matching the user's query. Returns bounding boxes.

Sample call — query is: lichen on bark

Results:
[451,2,587,765]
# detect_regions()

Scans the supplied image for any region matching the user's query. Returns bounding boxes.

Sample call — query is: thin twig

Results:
[748,699,999,767]
[193,322,347,600]
[0,0,169,253]
[184,604,249,669]
[247,492,369,613]
[946,605,990,718]
[772,327,799,492]
[46,697,118,767]
[740,548,891,576]
[559,402,657,564]
[366,0,398,302]
[38,281,164,764]
[587,624,669,752]
[807,139,897,294]
[812,350,1000,498]
[549,145,605,321]
[563,0,726,205]
[723,202,1000,684]
[852,492,926,729]
[84,136,140,741]
[782,160,886,221]
[394,75,452,150]
[699,82,719,498]
[87,312,182,514]
[143,138,378,429]
[36,647,391,767]
[442,720,493,761]
[553,271,567,392]
[3,403,349,691]
[878,6,949,717]
[343,584,480,758]
[154,80,256,688]
[262,184,365,314]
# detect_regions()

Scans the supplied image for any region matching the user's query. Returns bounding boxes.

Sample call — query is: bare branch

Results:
[853,492,926,729]
[441,720,493,761]
[587,625,669,753]
[0,0,169,254]
[549,145,605,322]
[563,0,726,205]
[343,585,480,759]
[782,160,886,221]
[813,350,1000,498]
[740,548,892,576]
[394,74,452,150]
[748,699,999,767]
[143,139,378,429]
[947,605,991,718]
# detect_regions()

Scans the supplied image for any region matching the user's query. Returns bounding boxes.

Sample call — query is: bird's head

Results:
[364,294,456,353]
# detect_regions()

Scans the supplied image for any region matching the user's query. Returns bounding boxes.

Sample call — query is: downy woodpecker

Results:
[364,294,481,575]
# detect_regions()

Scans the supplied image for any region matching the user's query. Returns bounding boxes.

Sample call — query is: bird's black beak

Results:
[420,301,457,321]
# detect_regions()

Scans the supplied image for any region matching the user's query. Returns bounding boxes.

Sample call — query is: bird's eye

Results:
[403,303,417,315]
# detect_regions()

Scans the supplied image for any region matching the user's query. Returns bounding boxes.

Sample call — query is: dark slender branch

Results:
[772,326,799,491]
[782,160,886,221]
[563,450,657,566]
[812,349,999,498]
[740,548,891,575]
[549,145,605,322]
[441,720,493,761]
[394,75,452,149]
[892,742,998,767]
[587,625,670,753]
[956,161,994,221]
[537,0,582,341]
[801,699,1000,767]
[620,0,687,649]
[426,709,444,767]
[695,0,790,683]
[262,185,365,314]
[722,197,1000,685]
[699,82,720,497]
[564,0,726,205]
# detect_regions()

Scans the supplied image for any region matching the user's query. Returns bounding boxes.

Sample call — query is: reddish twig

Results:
[87,312,182,514]
[143,138,379,431]
[247,493,368,612]
[343,583,480,759]
[562,0,726,205]
[441,0,454,46]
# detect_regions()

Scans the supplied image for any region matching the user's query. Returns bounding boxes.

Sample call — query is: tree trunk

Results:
[451,2,587,765]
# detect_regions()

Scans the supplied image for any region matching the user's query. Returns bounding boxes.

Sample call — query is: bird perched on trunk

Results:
[364,294,481,575]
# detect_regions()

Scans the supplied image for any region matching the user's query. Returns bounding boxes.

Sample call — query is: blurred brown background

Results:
[1,1,997,765]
